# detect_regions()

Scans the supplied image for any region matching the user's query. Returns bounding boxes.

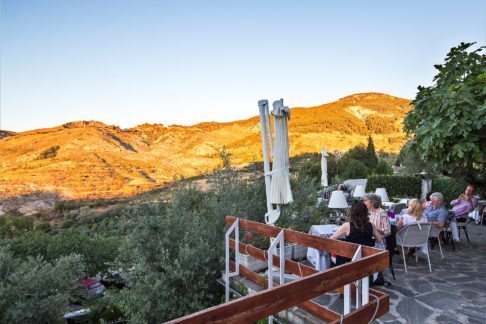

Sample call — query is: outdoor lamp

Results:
[353,185,366,199]
[328,190,349,223]
[375,188,390,202]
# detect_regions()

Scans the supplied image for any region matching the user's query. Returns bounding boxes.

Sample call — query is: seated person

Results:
[331,201,382,264]
[424,192,448,228]
[422,191,433,210]
[397,198,426,231]
[364,193,391,240]
[449,184,478,242]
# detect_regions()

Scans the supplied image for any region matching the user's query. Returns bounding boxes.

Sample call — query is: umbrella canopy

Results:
[269,99,293,205]
[321,147,329,187]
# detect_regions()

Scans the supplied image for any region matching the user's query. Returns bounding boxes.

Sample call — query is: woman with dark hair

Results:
[331,201,385,284]
[330,201,382,246]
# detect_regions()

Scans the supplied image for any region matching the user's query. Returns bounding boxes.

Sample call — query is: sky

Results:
[1,0,485,132]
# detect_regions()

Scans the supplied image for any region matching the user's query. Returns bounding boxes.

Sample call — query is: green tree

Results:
[375,159,393,175]
[365,136,378,170]
[403,42,486,186]
[0,250,86,324]
[339,145,367,177]
[342,159,368,179]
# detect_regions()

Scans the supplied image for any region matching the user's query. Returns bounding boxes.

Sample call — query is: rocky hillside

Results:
[0,92,410,199]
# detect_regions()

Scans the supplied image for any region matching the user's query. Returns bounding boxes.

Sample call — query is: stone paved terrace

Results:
[375,222,486,323]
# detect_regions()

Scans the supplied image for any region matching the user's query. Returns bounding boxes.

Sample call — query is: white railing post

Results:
[344,245,362,315]
[362,275,369,305]
[267,230,285,323]
[225,218,239,303]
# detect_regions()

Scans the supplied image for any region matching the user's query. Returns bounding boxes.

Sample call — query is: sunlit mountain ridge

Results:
[0,92,411,199]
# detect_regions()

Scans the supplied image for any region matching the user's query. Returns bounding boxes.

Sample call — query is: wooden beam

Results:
[168,251,388,323]
[230,261,341,322]
[329,292,389,324]
[231,239,388,281]
[226,216,381,258]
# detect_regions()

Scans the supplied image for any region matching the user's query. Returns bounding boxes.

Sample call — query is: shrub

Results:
[8,229,119,276]
[0,251,86,324]
[35,221,51,232]
[36,145,60,160]
[433,176,468,205]
[342,159,368,179]
[375,159,393,175]
[300,160,321,184]
[367,175,421,198]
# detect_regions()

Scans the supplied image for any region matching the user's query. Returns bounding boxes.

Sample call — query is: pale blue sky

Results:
[1,0,485,131]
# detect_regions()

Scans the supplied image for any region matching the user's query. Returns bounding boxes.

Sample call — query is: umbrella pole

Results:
[258,100,274,217]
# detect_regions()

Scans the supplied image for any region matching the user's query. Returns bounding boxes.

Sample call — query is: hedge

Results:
[367,175,421,198]
[432,176,467,205]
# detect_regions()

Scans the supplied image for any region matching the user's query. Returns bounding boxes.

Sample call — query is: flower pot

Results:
[238,252,267,272]
[291,244,308,261]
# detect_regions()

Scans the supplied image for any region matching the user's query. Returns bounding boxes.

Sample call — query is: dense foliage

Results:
[0,250,85,323]
[404,42,486,187]
[7,230,119,276]
[367,175,421,198]
[433,176,468,205]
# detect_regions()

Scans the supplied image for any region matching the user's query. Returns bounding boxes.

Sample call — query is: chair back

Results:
[429,224,442,238]
[396,223,431,247]
[385,225,397,252]
[392,203,407,215]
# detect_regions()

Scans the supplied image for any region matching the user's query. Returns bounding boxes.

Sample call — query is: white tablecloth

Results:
[306,225,338,271]
[472,200,486,222]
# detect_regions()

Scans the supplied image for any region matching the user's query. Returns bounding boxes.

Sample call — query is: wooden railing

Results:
[168,216,389,323]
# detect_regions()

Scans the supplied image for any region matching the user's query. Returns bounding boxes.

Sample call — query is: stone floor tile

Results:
[395,297,433,323]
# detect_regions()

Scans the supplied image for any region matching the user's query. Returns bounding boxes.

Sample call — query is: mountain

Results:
[0,92,411,199]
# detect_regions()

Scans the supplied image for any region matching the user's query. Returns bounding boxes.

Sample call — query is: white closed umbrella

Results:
[321,147,329,187]
[259,99,294,225]
[270,99,293,205]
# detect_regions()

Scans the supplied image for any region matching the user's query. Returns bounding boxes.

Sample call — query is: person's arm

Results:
[381,211,391,236]
[467,196,478,212]
[372,224,382,243]
[330,222,350,240]
[396,217,404,231]
[433,209,448,228]
[431,221,445,228]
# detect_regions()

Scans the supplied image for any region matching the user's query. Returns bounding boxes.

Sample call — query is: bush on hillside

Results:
[36,145,60,160]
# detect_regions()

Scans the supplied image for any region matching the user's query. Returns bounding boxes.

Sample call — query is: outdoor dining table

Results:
[472,200,486,224]
[306,224,339,271]
[382,201,395,209]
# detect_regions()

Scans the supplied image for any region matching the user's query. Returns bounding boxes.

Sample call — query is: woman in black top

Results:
[331,201,387,285]
[330,201,382,244]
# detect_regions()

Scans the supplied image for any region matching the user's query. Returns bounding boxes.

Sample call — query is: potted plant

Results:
[238,232,268,272]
